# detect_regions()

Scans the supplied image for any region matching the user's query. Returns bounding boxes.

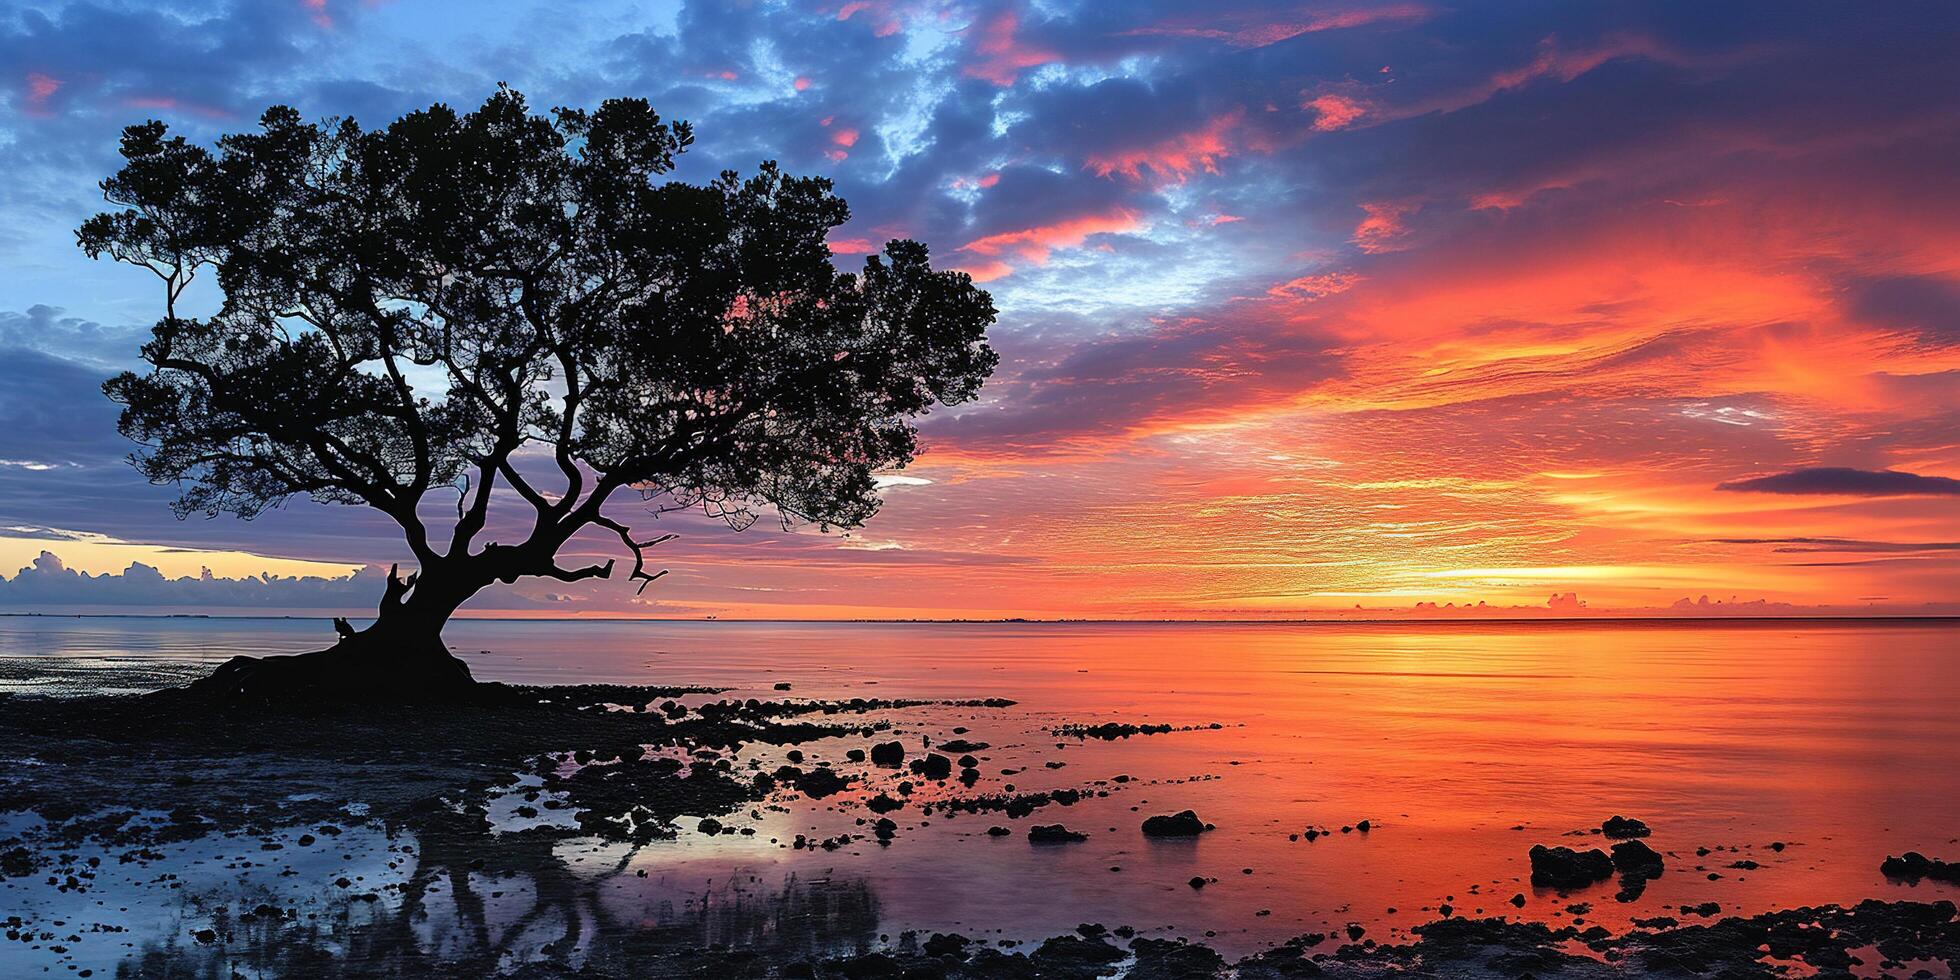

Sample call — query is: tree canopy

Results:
[82,87,996,608]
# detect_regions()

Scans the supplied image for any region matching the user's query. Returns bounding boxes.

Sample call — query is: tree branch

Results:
[540,559,614,582]
[589,515,675,594]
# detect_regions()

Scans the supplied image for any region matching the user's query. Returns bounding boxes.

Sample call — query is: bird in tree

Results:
[80,87,997,700]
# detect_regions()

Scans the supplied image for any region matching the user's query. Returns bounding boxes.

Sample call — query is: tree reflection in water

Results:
[119,808,879,978]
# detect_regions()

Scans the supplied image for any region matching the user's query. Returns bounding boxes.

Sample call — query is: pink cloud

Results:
[962,10,1058,86]
[21,72,61,116]
[1267,271,1362,299]
[122,95,232,120]
[830,126,860,148]
[827,237,876,255]
[1352,202,1414,253]
[1123,4,1429,48]
[794,76,812,92]
[837,0,904,37]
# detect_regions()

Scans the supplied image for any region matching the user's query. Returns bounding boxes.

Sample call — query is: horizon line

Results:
[2,612,1956,626]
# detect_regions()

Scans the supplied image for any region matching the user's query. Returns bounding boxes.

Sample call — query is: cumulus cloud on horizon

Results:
[0,551,385,608]
[1715,467,1960,497]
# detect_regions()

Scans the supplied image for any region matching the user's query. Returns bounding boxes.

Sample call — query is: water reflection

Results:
[1,617,1956,973]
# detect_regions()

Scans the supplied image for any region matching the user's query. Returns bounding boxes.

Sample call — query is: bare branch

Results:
[540,559,614,582]
[590,515,676,594]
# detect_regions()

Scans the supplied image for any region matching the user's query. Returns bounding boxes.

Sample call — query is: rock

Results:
[1189,876,1207,889]
[922,933,970,959]
[696,817,723,835]
[911,753,954,780]
[866,793,904,814]
[1510,893,1527,908]
[1612,839,1666,878]
[869,741,906,766]
[1601,815,1650,839]
[1142,810,1210,837]
[1882,852,1960,883]
[1030,935,1123,976]
[773,682,792,690]
[1529,844,1615,888]
[845,749,866,762]
[1028,824,1088,844]
[797,768,848,799]
[938,739,989,754]
[986,826,1012,837]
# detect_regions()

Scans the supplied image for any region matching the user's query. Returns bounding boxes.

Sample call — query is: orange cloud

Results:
[958,209,1144,269]
[1305,93,1368,131]
[1085,111,1248,182]
[1268,271,1362,299]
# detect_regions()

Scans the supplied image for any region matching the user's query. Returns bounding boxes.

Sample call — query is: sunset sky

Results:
[1,0,1957,618]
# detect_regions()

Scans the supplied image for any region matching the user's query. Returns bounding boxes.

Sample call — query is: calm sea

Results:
[2,616,1956,970]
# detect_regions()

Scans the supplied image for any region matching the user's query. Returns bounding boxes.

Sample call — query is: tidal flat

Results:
[1,617,1956,976]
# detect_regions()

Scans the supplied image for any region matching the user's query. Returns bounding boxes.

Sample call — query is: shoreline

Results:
[6,610,1960,625]
[3,680,1957,976]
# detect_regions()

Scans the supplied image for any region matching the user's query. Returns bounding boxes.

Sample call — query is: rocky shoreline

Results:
[2,684,1956,978]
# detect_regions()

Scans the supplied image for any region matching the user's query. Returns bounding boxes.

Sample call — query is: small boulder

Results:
[1529,844,1615,888]
[1612,839,1665,878]
[1029,824,1088,844]
[797,768,848,799]
[923,933,971,959]
[869,741,906,766]
[1141,810,1210,838]
[1602,815,1651,839]
[1882,852,1960,883]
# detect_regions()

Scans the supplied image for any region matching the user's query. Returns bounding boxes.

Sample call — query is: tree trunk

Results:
[184,564,480,703]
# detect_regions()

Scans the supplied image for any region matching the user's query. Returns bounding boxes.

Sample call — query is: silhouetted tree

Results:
[80,88,996,698]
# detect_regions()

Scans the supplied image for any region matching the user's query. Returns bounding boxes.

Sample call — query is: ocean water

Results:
[1,616,1956,973]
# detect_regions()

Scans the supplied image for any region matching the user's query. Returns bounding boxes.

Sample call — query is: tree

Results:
[80,88,996,699]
